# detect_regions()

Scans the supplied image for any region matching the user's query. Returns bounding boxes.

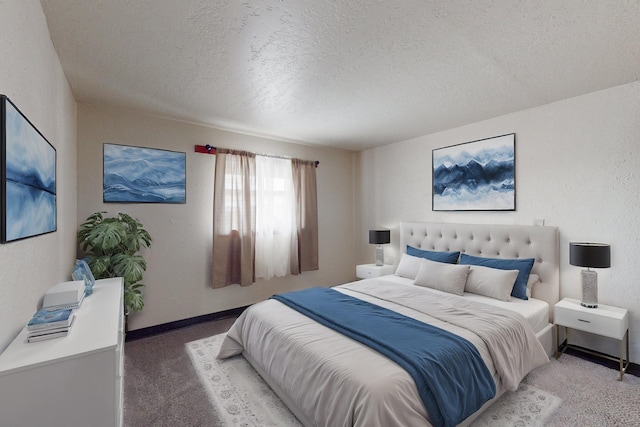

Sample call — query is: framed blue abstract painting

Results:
[432,133,515,211]
[1,95,57,243]
[103,143,186,203]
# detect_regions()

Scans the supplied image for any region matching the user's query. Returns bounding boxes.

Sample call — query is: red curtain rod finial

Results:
[195,145,216,154]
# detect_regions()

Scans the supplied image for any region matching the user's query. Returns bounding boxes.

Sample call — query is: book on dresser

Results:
[27,308,75,331]
[27,329,71,343]
[26,308,76,342]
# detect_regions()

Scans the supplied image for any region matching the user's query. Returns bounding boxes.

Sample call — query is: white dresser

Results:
[0,278,124,427]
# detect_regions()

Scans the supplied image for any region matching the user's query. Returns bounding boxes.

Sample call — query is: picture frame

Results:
[103,143,186,204]
[1,95,57,243]
[432,133,515,211]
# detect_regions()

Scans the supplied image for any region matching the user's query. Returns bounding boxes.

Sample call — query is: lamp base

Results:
[580,269,598,308]
[375,245,384,266]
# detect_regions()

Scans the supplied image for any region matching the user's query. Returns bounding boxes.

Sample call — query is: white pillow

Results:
[395,252,423,280]
[526,274,540,298]
[413,258,470,296]
[465,265,519,301]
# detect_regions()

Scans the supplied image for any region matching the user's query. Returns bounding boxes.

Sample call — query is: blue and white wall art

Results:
[432,133,515,211]
[103,144,186,203]
[1,96,57,243]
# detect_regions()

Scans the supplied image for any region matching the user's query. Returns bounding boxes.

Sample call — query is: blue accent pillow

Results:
[406,245,460,264]
[459,253,534,300]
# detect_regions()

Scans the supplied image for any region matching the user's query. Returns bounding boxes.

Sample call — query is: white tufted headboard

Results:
[400,222,559,321]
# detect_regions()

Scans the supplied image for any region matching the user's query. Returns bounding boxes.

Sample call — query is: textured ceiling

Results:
[40,0,640,151]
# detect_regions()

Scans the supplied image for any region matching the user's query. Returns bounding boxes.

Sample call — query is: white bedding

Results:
[218,277,549,427]
[379,274,550,334]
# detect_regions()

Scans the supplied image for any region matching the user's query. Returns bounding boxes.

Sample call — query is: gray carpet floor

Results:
[124,317,640,427]
[524,353,640,426]
[124,316,238,427]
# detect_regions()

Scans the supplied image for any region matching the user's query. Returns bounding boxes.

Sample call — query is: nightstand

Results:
[356,264,395,279]
[554,297,629,380]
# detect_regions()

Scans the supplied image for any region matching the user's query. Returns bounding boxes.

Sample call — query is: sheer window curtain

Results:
[212,152,318,288]
[255,156,297,279]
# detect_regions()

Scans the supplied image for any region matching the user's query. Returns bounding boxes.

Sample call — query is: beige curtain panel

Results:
[292,159,319,273]
[212,149,256,288]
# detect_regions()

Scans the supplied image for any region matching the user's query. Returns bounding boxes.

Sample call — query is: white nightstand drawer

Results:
[356,264,395,279]
[554,298,628,340]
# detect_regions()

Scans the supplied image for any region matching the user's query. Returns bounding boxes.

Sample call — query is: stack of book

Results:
[26,308,76,343]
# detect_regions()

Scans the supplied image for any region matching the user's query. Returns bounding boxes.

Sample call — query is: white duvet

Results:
[218,279,549,427]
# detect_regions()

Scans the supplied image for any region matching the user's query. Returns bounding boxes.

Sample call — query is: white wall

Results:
[3,0,636,369]
[355,81,640,363]
[0,0,77,351]
[77,104,355,331]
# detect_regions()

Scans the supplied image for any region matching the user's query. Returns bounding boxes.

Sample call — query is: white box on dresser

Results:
[0,278,124,427]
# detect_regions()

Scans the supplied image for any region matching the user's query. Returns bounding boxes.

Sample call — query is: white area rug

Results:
[186,333,560,427]
[471,383,560,426]
[187,334,301,426]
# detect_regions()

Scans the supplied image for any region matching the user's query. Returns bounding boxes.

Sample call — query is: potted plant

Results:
[77,211,152,314]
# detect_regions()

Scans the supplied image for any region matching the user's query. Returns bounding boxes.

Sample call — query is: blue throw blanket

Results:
[272,287,496,427]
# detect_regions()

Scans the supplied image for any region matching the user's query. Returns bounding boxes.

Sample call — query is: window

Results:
[212,149,318,288]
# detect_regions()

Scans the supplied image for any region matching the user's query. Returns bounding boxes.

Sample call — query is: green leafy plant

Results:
[77,212,152,313]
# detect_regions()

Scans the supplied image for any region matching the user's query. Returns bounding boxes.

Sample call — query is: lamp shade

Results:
[369,229,390,245]
[570,242,611,268]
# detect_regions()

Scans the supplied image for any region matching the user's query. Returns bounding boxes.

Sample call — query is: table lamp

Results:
[569,242,611,308]
[369,229,390,266]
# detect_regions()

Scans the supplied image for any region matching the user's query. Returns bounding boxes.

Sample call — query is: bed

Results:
[218,222,560,427]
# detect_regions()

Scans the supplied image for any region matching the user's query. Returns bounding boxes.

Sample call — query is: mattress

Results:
[373,274,550,334]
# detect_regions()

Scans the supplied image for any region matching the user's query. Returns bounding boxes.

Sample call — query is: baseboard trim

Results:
[125,306,248,342]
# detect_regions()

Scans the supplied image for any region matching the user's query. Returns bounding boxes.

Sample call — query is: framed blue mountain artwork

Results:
[432,133,515,211]
[1,95,57,243]
[103,144,186,204]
